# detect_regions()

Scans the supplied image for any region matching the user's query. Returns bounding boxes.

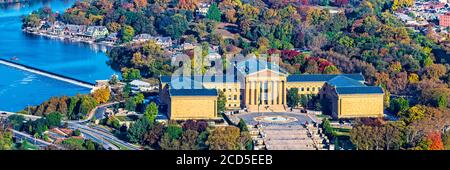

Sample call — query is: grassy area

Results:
[332,127,351,137]
[15,141,39,150]
[106,139,130,150]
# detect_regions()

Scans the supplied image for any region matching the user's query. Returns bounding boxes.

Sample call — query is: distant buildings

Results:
[196,3,210,17]
[130,80,158,93]
[85,26,109,39]
[133,34,173,48]
[439,13,450,27]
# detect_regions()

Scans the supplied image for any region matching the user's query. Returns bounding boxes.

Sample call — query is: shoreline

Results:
[23,29,116,48]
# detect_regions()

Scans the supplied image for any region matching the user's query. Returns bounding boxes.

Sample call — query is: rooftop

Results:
[169,89,218,96]
[287,74,365,82]
[335,86,384,95]
[326,75,366,87]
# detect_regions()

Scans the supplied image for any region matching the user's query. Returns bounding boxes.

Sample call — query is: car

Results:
[1,112,7,115]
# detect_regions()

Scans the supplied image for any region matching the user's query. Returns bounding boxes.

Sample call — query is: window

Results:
[301,88,304,91]
[307,87,310,91]
[228,95,231,100]
[234,95,237,100]
[234,104,237,107]
[223,88,226,92]
[312,87,315,91]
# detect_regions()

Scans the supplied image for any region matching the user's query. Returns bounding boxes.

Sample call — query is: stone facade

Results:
[169,96,218,120]
[160,59,385,120]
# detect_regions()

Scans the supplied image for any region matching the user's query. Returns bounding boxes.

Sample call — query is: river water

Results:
[0,0,119,111]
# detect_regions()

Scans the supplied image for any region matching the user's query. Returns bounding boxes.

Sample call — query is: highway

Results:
[1,106,141,150]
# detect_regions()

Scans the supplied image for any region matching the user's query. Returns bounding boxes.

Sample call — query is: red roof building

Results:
[439,13,450,27]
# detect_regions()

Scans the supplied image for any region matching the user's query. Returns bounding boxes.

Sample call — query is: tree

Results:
[144,102,158,123]
[73,129,81,136]
[323,65,340,74]
[120,25,135,43]
[207,3,222,22]
[45,112,62,128]
[237,119,248,132]
[0,125,13,150]
[390,97,409,115]
[22,13,41,28]
[79,95,98,118]
[143,123,165,148]
[180,130,199,150]
[62,137,85,150]
[217,90,227,113]
[399,105,426,124]
[159,124,183,150]
[426,131,444,150]
[287,88,300,108]
[166,124,183,140]
[127,118,151,144]
[121,68,141,82]
[8,114,25,130]
[206,126,241,150]
[92,86,110,104]
[177,0,199,11]
[159,133,181,150]
[109,74,119,85]
[420,88,449,109]
[163,14,188,39]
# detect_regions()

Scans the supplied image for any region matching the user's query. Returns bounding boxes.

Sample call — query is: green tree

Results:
[62,137,85,150]
[120,25,135,43]
[121,68,141,82]
[164,14,188,39]
[8,114,25,130]
[217,90,227,113]
[390,97,409,115]
[73,129,81,136]
[127,117,151,144]
[144,102,158,123]
[166,124,183,140]
[0,126,13,150]
[237,118,248,132]
[207,3,222,22]
[45,112,62,127]
[287,88,300,108]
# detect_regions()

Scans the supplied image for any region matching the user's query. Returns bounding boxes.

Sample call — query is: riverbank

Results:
[23,28,116,48]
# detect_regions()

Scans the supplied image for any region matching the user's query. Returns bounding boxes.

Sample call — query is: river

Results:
[0,0,119,111]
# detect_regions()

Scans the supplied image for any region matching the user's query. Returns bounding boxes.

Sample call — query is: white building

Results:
[130,80,158,93]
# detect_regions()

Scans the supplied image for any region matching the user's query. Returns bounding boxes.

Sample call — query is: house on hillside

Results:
[85,26,109,39]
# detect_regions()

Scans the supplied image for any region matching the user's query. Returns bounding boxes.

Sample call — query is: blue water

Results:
[0,0,119,111]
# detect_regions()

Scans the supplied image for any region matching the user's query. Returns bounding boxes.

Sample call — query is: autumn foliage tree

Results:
[92,86,111,104]
[425,131,444,150]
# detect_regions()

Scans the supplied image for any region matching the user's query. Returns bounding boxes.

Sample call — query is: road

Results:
[12,129,64,149]
[1,102,142,150]
[68,123,141,150]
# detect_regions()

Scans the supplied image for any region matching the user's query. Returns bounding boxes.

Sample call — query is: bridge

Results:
[0,58,94,89]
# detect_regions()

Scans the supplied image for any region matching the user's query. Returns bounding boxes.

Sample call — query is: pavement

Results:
[234,112,314,126]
